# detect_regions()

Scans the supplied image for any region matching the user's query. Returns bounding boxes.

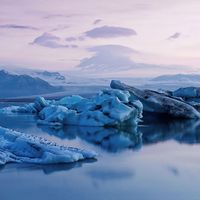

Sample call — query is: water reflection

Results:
[141,119,200,145]
[1,107,200,153]
[166,166,179,176]
[87,169,134,181]
[0,159,97,175]
[38,118,200,152]
[38,124,142,152]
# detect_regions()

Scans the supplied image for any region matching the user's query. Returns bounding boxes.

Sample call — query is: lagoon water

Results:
[0,103,200,200]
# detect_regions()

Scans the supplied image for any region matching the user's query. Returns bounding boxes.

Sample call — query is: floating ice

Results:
[171,87,200,111]
[0,126,97,165]
[2,89,143,127]
[56,95,84,107]
[111,80,200,119]
[39,89,142,127]
[173,87,200,99]
[1,97,48,114]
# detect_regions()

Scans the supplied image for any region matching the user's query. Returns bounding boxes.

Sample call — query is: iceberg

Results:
[39,89,142,127]
[2,89,143,127]
[111,80,200,119]
[0,126,97,165]
[173,87,200,99]
[172,87,200,111]
[56,95,84,107]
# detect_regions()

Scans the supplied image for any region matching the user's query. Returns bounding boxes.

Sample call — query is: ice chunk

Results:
[38,105,69,126]
[56,95,84,107]
[38,89,142,127]
[171,87,200,112]
[101,97,134,121]
[111,80,200,119]
[1,96,48,114]
[99,89,130,103]
[34,96,48,111]
[0,126,97,165]
[1,88,143,127]
[173,87,200,98]
[71,99,97,113]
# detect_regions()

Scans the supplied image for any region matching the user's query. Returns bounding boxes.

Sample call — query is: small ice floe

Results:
[111,80,200,119]
[0,96,48,114]
[1,89,143,127]
[0,126,97,165]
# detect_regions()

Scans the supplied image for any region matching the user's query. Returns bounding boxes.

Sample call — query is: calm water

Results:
[0,103,200,200]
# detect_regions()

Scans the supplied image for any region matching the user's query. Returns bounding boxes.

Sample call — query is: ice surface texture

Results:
[173,87,200,98]
[2,89,143,127]
[111,80,200,119]
[0,126,97,165]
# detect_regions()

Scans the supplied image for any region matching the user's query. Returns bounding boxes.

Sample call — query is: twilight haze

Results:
[0,0,200,77]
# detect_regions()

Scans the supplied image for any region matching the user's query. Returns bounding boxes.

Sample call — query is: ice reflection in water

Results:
[1,108,200,200]
[0,159,97,175]
[38,118,200,152]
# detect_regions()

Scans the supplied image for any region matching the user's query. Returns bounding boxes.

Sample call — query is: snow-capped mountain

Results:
[0,70,63,98]
[29,70,66,86]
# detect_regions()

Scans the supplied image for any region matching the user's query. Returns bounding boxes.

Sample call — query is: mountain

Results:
[0,70,63,98]
[151,74,200,82]
[0,66,67,86]
[30,70,66,85]
[34,71,65,80]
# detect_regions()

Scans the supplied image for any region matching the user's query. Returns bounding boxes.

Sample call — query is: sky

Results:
[0,0,200,77]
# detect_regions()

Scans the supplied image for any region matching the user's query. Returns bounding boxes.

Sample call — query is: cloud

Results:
[93,19,102,25]
[78,36,85,41]
[77,45,139,71]
[65,36,85,42]
[50,25,69,32]
[66,37,77,42]
[167,32,181,40]
[31,33,78,48]
[0,24,38,30]
[71,44,78,48]
[77,45,183,75]
[84,25,137,38]
[43,14,74,19]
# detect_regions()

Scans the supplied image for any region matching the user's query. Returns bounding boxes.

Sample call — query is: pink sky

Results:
[0,0,200,76]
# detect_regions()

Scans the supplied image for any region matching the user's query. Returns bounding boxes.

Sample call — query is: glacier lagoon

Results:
[0,102,200,200]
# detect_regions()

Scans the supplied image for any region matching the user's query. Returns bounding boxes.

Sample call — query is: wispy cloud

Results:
[167,32,181,40]
[43,14,73,19]
[31,33,78,48]
[65,36,85,42]
[84,25,137,38]
[0,24,38,30]
[50,25,69,32]
[93,19,102,25]
[65,37,77,42]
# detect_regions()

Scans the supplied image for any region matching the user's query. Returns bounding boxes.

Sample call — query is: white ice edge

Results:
[0,126,97,165]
